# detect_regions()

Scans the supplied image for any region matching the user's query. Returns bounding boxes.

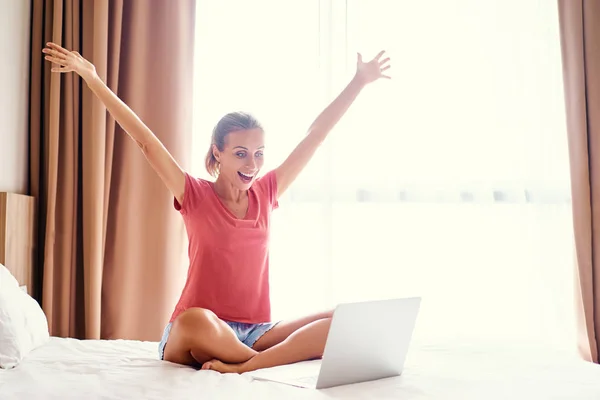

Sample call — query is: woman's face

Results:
[213,128,265,190]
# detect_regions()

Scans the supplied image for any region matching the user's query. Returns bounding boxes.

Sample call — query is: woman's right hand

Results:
[42,42,97,83]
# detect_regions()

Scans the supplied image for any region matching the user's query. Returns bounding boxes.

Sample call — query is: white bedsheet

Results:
[1,336,600,399]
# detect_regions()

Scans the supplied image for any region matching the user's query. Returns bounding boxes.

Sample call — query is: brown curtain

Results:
[29,0,195,341]
[558,0,600,363]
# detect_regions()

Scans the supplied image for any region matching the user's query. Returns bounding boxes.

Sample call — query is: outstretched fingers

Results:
[43,55,64,64]
[51,66,71,73]
[43,54,70,72]
[42,47,63,57]
[379,54,391,79]
[42,45,66,60]
[46,42,71,55]
[374,50,386,61]
[42,43,76,73]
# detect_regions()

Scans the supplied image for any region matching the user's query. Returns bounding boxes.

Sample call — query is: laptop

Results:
[250,296,421,389]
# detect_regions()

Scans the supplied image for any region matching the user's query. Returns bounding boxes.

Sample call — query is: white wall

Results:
[0,0,31,194]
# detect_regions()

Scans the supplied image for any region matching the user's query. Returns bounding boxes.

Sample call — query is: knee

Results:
[173,308,219,338]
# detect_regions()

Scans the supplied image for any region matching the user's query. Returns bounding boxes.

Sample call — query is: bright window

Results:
[192,0,575,352]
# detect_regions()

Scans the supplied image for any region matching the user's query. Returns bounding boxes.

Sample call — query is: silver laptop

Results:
[251,297,421,389]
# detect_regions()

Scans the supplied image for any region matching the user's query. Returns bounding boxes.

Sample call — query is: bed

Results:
[1,335,600,399]
[2,192,600,399]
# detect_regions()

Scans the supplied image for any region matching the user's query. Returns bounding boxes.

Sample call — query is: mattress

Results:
[1,336,600,400]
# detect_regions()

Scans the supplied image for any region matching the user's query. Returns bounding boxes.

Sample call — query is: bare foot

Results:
[201,359,245,374]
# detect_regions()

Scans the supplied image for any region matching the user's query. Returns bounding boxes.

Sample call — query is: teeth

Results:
[240,172,254,178]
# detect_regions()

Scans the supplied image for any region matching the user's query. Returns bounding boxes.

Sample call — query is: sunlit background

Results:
[191,0,575,352]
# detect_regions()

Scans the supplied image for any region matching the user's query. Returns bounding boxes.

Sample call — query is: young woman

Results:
[43,42,391,373]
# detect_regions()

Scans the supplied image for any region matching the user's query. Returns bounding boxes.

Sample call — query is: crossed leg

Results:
[202,309,333,373]
[163,308,258,367]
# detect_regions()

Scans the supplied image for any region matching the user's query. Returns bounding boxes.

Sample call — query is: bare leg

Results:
[252,309,334,351]
[163,308,257,367]
[203,317,332,373]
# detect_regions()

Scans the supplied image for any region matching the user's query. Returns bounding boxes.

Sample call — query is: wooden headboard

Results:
[0,192,36,296]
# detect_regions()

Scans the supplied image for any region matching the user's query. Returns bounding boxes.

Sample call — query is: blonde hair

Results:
[205,112,263,177]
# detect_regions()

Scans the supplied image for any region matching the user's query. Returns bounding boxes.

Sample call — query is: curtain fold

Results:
[29,0,195,340]
[558,0,600,363]
[101,0,195,340]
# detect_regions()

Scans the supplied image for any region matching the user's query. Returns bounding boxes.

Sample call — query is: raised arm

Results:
[42,42,186,204]
[274,50,391,197]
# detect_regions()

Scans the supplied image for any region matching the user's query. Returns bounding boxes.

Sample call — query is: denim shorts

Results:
[158,318,279,360]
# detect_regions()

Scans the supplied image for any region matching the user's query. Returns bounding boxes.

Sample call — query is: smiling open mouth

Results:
[238,171,254,183]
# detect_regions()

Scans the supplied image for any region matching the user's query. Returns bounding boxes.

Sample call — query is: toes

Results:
[200,359,237,374]
[201,360,213,370]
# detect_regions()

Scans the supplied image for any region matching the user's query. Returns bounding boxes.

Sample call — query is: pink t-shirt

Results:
[169,170,279,324]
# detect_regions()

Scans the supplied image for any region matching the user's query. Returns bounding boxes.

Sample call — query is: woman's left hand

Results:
[354,50,391,86]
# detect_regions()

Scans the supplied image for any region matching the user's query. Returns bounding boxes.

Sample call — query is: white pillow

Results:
[0,263,20,292]
[0,266,49,369]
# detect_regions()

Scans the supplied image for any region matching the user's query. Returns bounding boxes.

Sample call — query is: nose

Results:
[245,157,257,170]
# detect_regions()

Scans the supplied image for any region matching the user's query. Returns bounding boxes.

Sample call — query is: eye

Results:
[235,151,246,158]
[255,151,264,158]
